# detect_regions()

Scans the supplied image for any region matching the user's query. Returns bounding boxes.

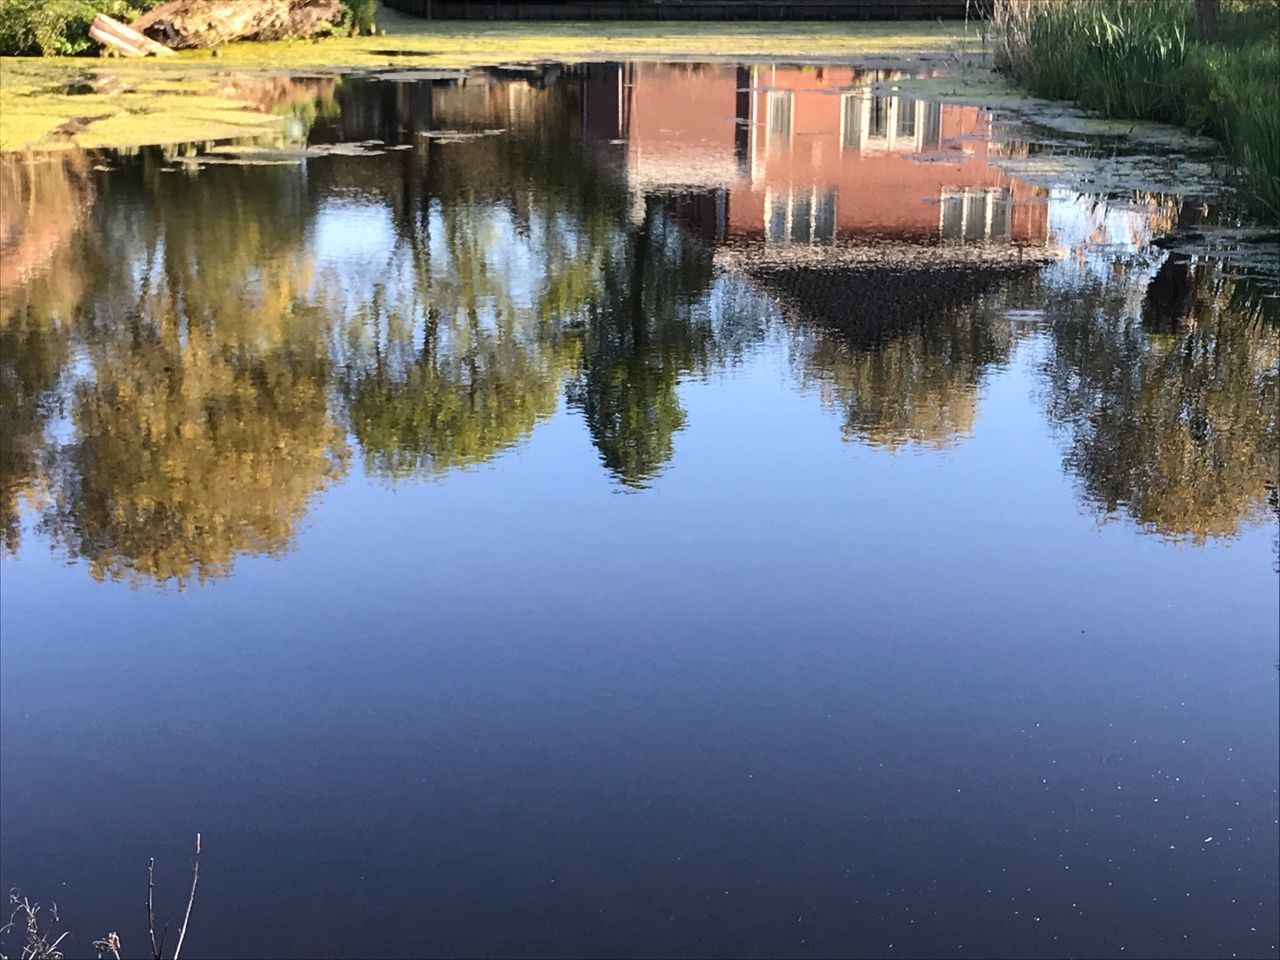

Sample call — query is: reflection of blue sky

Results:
[1045,187,1167,291]
[1047,187,1164,255]
[311,197,565,334]
[313,199,396,270]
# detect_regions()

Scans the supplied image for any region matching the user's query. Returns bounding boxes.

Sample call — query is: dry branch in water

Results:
[170,835,200,960]
[0,836,202,960]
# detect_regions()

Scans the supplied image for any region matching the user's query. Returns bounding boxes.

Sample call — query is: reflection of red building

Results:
[584,63,1047,246]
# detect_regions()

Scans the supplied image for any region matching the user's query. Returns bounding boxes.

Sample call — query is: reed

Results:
[992,0,1280,218]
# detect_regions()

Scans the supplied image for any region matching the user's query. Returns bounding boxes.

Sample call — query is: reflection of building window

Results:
[814,190,837,242]
[939,188,1013,242]
[963,191,987,241]
[989,191,1010,238]
[791,193,812,243]
[765,188,838,244]
[922,101,943,150]
[896,98,917,138]
[869,95,889,138]
[840,92,865,151]
[766,91,794,148]
[768,194,789,241]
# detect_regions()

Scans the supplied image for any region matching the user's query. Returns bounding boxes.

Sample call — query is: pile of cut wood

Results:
[91,0,345,56]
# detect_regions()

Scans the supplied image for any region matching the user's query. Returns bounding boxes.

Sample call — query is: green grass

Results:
[993,0,1280,218]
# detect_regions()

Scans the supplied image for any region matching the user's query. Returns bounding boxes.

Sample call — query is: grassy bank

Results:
[993,0,1280,217]
[0,0,377,55]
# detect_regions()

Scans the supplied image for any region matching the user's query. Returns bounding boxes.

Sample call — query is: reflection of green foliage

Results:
[334,139,592,479]
[52,312,347,586]
[41,161,348,587]
[332,89,722,489]
[568,199,717,487]
[0,314,67,553]
[1043,264,1280,542]
[342,305,572,479]
[574,350,688,488]
[272,92,343,132]
[801,307,1015,450]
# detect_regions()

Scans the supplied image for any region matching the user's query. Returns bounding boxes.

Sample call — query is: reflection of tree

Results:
[3,71,736,585]
[51,311,345,586]
[772,262,1027,450]
[332,118,599,480]
[568,197,717,486]
[801,307,1016,449]
[0,311,67,554]
[339,288,575,479]
[327,85,723,488]
[0,154,94,553]
[1042,262,1280,542]
[41,161,348,586]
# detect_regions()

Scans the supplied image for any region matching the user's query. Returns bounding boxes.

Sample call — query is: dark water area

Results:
[1,63,1277,959]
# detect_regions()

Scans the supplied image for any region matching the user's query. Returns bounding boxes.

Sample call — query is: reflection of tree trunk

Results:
[1142,254,1196,334]
[467,306,480,410]
[629,200,652,351]
[1195,0,1219,39]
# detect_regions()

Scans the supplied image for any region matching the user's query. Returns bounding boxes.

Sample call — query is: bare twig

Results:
[147,858,160,960]
[170,834,200,960]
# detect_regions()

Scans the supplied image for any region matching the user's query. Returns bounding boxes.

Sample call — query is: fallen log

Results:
[89,13,176,57]
[130,0,345,49]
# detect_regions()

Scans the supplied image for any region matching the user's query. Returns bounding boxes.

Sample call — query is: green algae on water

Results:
[0,6,975,152]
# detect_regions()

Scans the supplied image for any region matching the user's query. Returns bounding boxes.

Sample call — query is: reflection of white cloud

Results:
[1041,188,1168,298]
[1047,187,1161,255]
[313,199,396,269]
[1043,187,1174,294]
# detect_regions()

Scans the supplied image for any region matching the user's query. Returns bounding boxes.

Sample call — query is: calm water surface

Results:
[1,62,1277,959]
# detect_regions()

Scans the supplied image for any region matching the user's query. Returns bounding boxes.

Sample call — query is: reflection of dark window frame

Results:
[869,95,889,139]
[766,90,794,150]
[939,188,1013,242]
[922,101,943,150]
[840,92,865,151]
[766,187,838,245]
[896,98,916,139]
[735,65,752,175]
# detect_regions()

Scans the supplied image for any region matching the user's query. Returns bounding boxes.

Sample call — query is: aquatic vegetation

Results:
[993,0,1280,217]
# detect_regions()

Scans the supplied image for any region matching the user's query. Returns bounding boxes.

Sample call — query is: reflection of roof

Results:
[717,240,1045,346]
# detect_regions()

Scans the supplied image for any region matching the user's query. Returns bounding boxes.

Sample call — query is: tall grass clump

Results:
[340,0,379,34]
[994,0,1280,218]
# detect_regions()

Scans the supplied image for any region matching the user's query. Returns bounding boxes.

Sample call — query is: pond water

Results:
[1,62,1277,959]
